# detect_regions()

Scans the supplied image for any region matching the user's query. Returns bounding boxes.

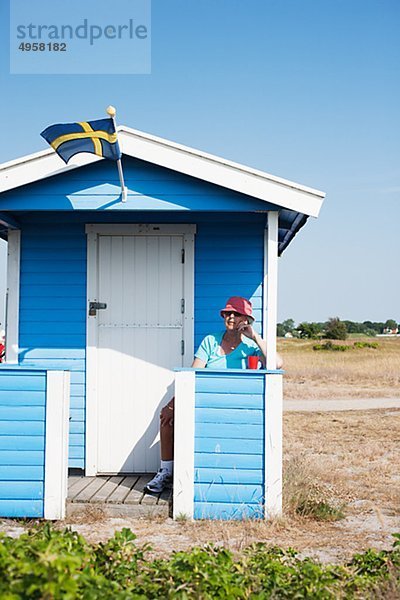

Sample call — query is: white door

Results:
[91,231,191,473]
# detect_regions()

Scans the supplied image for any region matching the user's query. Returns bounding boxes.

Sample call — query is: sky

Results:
[0,0,399,325]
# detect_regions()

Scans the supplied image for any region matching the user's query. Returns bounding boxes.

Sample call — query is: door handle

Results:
[89,302,107,316]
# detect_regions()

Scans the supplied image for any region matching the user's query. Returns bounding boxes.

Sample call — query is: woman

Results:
[144,296,282,493]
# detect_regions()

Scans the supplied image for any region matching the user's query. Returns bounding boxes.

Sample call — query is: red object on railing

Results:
[247,355,259,369]
[0,344,5,363]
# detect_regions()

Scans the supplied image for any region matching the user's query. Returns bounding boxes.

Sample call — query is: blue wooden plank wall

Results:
[16,188,265,469]
[194,221,264,348]
[19,221,86,468]
[194,371,265,520]
[0,369,46,517]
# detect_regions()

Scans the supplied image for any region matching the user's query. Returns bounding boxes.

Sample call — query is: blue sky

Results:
[0,0,399,324]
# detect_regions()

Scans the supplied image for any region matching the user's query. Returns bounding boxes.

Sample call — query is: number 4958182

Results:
[18,42,67,51]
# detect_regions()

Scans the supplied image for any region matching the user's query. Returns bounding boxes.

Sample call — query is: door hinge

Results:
[181,340,185,355]
[181,298,185,314]
[181,248,185,263]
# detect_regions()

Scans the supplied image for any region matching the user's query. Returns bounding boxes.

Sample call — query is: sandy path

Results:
[284,397,400,411]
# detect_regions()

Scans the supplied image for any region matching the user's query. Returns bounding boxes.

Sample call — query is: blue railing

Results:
[174,368,283,520]
[0,366,47,517]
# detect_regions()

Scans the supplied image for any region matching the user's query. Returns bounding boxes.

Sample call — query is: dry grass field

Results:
[278,336,400,400]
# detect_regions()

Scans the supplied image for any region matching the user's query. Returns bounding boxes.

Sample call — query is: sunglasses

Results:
[222,311,244,318]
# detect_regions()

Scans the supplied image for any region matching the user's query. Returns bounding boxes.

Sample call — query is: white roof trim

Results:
[0,126,325,217]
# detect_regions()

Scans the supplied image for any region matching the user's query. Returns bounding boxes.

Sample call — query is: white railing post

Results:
[264,373,283,518]
[263,211,283,518]
[264,212,279,370]
[173,370,195,519]
[44,370,70,519]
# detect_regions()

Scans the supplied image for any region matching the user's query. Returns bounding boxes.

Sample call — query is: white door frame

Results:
[5,229,21,364]
[85,223,196,475]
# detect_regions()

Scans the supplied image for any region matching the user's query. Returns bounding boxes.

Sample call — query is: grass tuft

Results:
[283,454,346,521]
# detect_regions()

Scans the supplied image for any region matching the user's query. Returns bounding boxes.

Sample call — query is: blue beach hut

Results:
[0,127,325,519]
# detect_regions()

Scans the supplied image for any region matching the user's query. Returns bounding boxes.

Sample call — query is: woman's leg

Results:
[160,417,174,461]
[144,399,174,493]
[159,396,175,461]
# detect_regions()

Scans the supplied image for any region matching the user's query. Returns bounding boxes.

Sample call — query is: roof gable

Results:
[0,157,276,213]
[0,126,325,218]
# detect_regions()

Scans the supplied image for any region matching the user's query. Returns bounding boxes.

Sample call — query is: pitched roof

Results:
[0,125,325,218]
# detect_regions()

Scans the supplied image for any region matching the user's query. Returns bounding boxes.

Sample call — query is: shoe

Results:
[144,468,173,493]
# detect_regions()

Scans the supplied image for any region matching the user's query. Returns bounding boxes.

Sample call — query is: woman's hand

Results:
[237,321,256,341]
[237,321,268,364]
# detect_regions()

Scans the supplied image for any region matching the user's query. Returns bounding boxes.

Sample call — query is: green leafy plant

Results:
[0,524,398,598]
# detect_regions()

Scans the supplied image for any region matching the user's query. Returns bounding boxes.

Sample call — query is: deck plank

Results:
[67,473,166,506]
[72,476,109,503]
[68,475,83,492]
[68,476,97,500]
[106,476,139,504]
[158,488,172,505]
[90,476,125,503]
[125,474,153,505]
[141,493,159,505]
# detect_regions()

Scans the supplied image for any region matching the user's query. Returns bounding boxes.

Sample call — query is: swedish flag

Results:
[40,118,121,163]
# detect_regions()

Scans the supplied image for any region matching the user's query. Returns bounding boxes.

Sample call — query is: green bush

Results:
[353,341,379,349]
[313,341,379,352]
[313,341,349,352]
[0,525,399,598]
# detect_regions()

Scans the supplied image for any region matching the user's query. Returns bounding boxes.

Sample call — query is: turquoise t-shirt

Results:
[194,331,262,369]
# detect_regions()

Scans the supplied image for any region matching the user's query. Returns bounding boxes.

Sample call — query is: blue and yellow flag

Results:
[40,118,121,163]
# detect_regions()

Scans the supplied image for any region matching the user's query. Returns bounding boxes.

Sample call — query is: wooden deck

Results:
[67,473,172,517]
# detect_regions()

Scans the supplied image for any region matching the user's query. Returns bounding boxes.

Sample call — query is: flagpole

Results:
[106,105,127,202]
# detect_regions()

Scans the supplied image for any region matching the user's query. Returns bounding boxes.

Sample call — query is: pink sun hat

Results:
[220,296,254,322]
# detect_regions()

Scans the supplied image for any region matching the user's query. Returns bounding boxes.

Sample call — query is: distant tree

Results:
[365,329,377,337]
[297,322,323,339]
[384,319,398,331]
[277,318,296,337]
[282,318,295,332]
[343,320,363,334]
[363,321,384,334]
[343,321,377,336]
[325,317,348,340]
[277,323,285,337]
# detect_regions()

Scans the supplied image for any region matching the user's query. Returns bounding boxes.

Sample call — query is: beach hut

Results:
[0,127,325,519]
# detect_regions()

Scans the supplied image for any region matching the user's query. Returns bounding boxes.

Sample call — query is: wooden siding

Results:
[194,372,265,520]
[194,222,264,348]
[0,369,46,517]
[19,221,86,468]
